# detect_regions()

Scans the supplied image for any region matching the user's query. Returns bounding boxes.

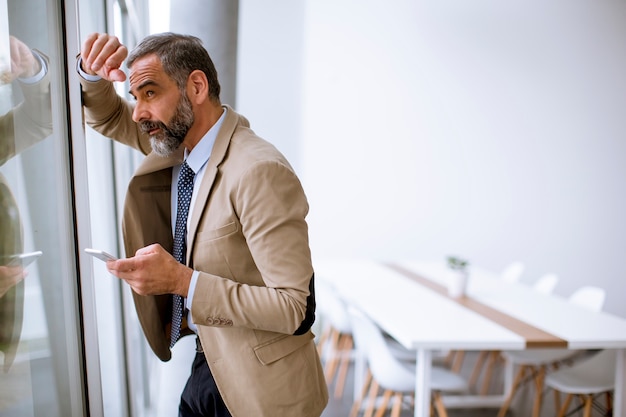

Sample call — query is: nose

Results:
[132,101,149,123]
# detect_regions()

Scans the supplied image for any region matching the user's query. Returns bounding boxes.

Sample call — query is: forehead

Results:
[128,54,175,92]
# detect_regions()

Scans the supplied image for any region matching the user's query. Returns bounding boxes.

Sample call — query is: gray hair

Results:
[127,32,221,101]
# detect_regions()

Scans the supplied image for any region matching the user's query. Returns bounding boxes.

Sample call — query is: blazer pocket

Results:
[196,221,238,241]
[253,332,314,366]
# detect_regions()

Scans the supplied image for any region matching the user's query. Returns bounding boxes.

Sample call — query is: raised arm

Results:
[78,33,151,155]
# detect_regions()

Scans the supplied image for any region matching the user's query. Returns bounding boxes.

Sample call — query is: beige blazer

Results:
[80,78,328,416]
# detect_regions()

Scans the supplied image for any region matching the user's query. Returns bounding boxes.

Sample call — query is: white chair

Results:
[347,306,468,417]
[568,285,605,310]
[497,285,607,417]
[532,273,559,295]
[545,349,615,417]
[316,279,417,400]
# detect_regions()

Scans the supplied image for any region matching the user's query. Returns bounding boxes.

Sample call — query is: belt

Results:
[195,337,203,353]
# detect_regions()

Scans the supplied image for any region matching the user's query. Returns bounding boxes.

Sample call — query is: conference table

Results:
[314,259,626,417]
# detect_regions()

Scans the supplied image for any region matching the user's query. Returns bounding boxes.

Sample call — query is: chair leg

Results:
[575,395,585,412]
[334,334,354,398]
[497,365,528,417]
[390,393,403,417]
[451,350,465,373]
[582,395,592,417]
[480,350,501,395]
[443,350,457,368]
[557,394,573,417]
[553,388,562,415]
[373,390,393,417]
[606,390,613,414]
[531,365,546,417]
[324,328,340,380]
[432,392,448,417]
[363,379,380,417]
[350,368,372,417]
[469,350,490,389]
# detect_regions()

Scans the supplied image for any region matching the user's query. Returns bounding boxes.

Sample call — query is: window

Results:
[0,0,86,415]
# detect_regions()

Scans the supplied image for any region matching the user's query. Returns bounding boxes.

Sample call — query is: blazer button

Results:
[206,317,214,325]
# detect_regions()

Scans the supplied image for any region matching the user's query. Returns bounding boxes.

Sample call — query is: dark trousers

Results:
[179,344,232,417]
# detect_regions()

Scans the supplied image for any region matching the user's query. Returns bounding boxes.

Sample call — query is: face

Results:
[129,55,195,156]
[143,93,194,157]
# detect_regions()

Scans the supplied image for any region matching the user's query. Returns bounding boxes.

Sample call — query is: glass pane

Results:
[0,0,85,416]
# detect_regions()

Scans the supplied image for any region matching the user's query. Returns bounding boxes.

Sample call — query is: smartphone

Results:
[85,248,118,262]
[1,251,43,268]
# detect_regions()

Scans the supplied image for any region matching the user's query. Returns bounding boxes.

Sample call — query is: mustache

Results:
[139,120,166,134]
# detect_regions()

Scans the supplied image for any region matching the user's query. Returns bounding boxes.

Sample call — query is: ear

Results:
[187,70,209,104]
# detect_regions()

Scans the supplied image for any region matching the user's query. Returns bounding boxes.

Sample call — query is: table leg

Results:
[616,348,625,417]
[414,349,432,417]
[353,349,366,401]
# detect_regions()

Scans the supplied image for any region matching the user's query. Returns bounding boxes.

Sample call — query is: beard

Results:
[140,93,195,157]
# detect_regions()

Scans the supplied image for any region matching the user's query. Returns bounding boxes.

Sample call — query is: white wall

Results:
[238,0,626,318]
[237,0,306,171]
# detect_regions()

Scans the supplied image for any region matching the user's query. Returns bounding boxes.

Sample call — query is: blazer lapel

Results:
[187,106,241,264]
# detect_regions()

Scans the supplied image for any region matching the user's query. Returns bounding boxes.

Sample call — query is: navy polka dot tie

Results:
[170,161,195,348]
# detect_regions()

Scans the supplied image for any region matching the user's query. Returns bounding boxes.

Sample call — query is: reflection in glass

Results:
[0,32,52,364]
[0,0,82,415]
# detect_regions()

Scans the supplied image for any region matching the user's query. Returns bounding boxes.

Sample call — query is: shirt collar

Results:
[184,107,227,173]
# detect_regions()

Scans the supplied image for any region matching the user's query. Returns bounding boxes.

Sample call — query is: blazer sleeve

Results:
[79,77,152,155]
[191,159,315,336]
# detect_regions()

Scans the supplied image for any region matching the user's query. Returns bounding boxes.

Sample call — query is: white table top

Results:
[315,259,523,350]
[399,260,626,350]
[314,258,626,351]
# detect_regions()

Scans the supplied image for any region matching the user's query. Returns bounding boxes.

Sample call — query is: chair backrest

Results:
[532,273,559,295]
[346,306,415,392]
[568,285,606,312]
[501,261,525,283]
[547,349,616,394]
[573,350,616,392]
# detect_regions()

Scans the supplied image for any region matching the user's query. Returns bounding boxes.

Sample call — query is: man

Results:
[78,32,328,416]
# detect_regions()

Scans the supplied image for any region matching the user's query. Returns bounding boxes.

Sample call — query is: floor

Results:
[319,349,609,417]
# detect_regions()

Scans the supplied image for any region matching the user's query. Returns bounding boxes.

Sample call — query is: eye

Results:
[146,90,155,98]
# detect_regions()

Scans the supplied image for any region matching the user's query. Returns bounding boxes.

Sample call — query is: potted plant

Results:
[446,256,469,298]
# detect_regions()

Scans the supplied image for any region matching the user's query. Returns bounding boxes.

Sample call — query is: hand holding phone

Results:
[85,248,118,262]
